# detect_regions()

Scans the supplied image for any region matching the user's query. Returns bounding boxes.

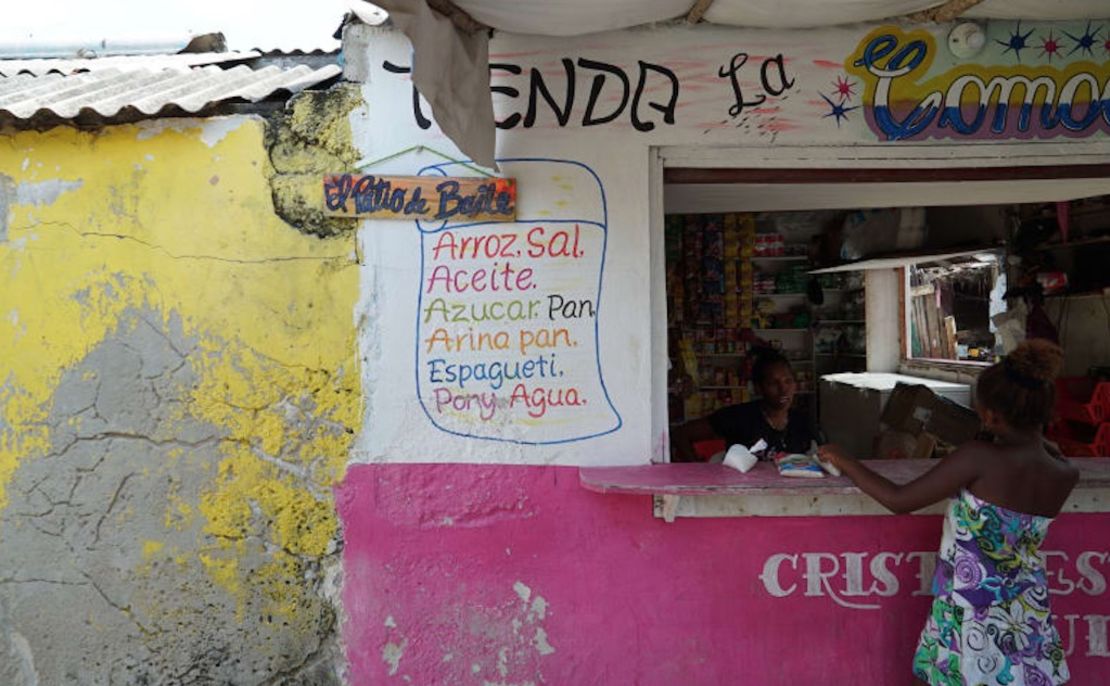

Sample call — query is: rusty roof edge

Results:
[0,51,265,77]
[0,63,344,125]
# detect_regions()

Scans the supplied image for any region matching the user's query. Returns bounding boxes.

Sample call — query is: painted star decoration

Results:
[1039,30,1065,61]
[820,92,858,127]
[832,75,856,101]
[998,21,1036,62]
[1065,21,1103,57]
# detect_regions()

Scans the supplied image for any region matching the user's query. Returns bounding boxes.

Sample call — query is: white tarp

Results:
[967,1,1110,21]
[452,0,688,36]
[703,1,942,29]
[366,0,498,168]
[353,0,1110,170]
[448,0,1110,35]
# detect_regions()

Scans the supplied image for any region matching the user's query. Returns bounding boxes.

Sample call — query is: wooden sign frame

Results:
[324,174,516,221]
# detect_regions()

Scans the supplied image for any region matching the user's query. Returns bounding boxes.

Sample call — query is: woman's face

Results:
[758,362,796,410]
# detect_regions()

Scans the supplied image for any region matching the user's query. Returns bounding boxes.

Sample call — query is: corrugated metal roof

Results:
[0,51,262,77]
[0,36,197,61]
[0,62,342,123]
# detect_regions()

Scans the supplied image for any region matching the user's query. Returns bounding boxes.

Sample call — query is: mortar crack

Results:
[258,612,335,686]
[93,473,134,544]
[0,576,88,586]
[15,221,353,265]
[69,432,221,449]
[79,570,155,638]
[28,518,63,538]
[136,311,192,360]
[248,446,327,501]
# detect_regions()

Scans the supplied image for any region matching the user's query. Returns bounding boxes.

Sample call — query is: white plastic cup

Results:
[723,444,758,473]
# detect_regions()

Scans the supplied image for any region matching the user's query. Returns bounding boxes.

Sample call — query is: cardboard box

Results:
[880,382,980,449]
[820,373,973,459]
[874,429,937,460]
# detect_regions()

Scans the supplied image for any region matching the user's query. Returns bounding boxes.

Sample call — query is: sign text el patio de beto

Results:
[324,174,517,221]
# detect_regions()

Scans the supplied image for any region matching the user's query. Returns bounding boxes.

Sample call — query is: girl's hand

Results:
[817,444,855,472]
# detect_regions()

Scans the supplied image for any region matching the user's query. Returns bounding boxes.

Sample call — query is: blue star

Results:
[820,92,858,127]
[997,21,1036,62]
[1064,21,1102,57]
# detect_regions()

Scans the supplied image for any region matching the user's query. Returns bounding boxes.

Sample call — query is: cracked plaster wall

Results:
[0,113,360,684]
[266,85,366,238]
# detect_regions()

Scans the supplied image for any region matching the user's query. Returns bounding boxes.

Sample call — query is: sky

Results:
[0,0,360,52]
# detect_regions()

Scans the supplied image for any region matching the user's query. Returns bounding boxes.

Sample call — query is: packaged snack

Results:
[775,453,826,478]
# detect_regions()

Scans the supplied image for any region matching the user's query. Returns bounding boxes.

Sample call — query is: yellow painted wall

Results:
[0,117,359,621]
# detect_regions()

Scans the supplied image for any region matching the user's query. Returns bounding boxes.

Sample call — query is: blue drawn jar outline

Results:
[412,157,622,445]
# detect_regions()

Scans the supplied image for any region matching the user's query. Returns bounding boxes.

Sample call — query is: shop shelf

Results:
[1045,290,1110,299]
[1055,438,1105,457]
[1057,433,1109,457]
[751,255,809,262]
[1055,378,1108,426]
[1034,235,1110,251]
[1049,420,1110,457]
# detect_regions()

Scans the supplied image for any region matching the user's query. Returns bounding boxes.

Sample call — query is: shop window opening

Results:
[659,173,1110,462]
[907,253,1004,364]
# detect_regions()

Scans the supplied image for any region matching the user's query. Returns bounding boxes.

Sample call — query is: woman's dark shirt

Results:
[708,400,819,456]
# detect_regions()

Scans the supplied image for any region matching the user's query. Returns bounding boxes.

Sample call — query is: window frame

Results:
[655,159,1110,460]
[902,251,1006,368]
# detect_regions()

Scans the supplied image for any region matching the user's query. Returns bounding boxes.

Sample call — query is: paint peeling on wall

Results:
[0,115,359,683]
[0,173,11,243]
[266,84,368,238]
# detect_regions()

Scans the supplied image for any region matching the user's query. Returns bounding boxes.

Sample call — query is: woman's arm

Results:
[818,443,983,514]
[670,417,720,462]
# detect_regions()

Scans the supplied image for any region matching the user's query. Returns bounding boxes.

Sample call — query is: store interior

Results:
[664,192,1110,460]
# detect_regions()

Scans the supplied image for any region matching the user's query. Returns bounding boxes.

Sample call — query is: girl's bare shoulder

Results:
[974,438,1080,484]
[947,440,997,462]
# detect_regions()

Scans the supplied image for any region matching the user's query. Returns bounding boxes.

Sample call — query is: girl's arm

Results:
[818,443,983,514]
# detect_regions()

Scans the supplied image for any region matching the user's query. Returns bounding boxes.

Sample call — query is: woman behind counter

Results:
[671,350,820,462]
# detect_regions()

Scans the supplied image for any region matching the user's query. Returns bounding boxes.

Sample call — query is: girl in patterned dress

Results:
[819,340,1078,686]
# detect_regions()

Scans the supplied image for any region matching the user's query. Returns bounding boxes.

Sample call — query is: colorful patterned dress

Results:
[913,489,1069,685]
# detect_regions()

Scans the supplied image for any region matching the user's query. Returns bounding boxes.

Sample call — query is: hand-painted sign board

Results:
[324,174,516,221]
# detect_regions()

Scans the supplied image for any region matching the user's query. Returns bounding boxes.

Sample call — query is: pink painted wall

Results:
[337,465,1110,685]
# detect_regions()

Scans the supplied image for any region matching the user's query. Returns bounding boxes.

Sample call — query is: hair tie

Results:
[1003,358,1043,390]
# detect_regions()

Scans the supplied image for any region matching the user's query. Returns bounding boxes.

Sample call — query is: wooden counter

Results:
[580,458,1110,520]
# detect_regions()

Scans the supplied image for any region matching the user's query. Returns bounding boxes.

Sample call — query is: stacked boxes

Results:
[739,215,756,330]
[723,214,741,329]
[667,213,758,349]
[1049,378,1110,456]
[665,213,759,423]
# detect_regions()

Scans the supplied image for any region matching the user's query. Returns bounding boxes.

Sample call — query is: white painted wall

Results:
[865,269,902,373]
[345,21,1110,467]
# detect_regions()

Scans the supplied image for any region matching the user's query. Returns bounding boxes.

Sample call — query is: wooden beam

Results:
[898,267,907,361]
[685,0,716,24]
[664,165,1110,184]
[944,316,959,360]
